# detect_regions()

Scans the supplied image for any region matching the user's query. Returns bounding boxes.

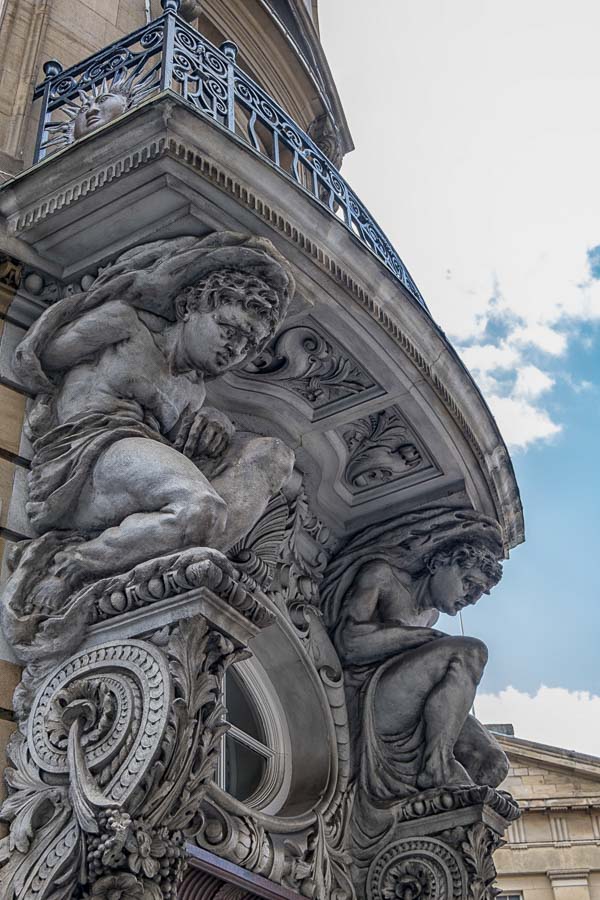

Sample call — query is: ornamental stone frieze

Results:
[0,5,524,898]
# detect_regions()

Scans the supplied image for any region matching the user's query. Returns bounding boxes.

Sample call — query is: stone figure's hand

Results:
[185,409,234,459]
[412,627,446,644]
[425,628,446,640]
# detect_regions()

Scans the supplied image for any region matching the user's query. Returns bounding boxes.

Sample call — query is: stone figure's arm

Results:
[40,300,137,371]
[335,561,444,666]
[167,404,235,460]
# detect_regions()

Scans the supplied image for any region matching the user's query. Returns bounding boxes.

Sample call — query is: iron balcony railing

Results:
[32,0,427,310]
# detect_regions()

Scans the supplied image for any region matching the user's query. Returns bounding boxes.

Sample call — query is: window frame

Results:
[217,656,291,814]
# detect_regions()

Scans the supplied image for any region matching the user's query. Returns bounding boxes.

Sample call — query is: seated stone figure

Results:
[4,233,294,659]
[320,506,509,846]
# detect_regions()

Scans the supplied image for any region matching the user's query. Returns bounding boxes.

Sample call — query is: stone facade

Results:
[0,1,525,897]
[494,735,600,900]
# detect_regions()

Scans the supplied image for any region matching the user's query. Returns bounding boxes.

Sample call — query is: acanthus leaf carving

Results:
[341,406,431,492]
[242,323,379,415]
[461,822,504,900]
[0,615,247,900]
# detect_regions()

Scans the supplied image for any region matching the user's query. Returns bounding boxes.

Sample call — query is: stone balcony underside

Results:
[0,91,523,549]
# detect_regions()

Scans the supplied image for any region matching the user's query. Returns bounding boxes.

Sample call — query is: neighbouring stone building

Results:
[0,2,527,899]
[492,733,600,900]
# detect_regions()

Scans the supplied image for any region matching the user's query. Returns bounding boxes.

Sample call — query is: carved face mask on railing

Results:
[40,68,158,153]
[73,91,129,139]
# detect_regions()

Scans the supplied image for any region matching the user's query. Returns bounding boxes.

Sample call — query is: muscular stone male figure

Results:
[320,507,509,810]
[11,233,295,608]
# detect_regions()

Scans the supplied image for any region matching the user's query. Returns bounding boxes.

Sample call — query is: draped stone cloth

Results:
[344,661,425,798]
[27,412,166,532]
[319,506,504,842]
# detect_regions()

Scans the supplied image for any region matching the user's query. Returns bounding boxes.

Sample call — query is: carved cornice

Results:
[1,103,522,548]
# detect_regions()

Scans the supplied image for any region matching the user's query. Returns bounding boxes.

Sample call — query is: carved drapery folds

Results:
[0,229,516,899]
[0,232,295,899]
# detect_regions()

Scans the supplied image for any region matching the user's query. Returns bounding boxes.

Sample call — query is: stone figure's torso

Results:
[53,306,206,435]
[375,565,439,630]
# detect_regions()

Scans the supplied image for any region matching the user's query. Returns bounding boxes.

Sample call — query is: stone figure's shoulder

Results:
[354,558,401,588]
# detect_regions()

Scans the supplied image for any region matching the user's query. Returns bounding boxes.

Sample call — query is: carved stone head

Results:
[424,542,503,616]
[172,268,281,376]
[42,69,157,153]
[14,232,295,397]
[320,506,504,632]
[73,90,129,139]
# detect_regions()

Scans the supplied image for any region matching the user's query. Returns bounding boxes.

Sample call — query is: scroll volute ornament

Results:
[0,617,248,900]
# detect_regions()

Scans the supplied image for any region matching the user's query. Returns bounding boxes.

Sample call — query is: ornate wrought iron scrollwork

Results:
[31,2,428,310]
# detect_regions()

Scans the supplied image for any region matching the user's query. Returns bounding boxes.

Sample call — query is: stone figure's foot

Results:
[51,546,98,583]
[29,573,75,613]
[417,748,474,790]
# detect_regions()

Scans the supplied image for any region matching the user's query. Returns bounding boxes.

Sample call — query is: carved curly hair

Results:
[425,542,503,596]
[176,267,281,331]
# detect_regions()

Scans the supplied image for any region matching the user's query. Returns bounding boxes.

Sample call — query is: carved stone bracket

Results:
[363,797,516,900]
[0,607,257,900]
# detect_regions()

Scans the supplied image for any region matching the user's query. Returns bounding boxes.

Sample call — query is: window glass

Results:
[224,734,268,802]
[226,669,265,743]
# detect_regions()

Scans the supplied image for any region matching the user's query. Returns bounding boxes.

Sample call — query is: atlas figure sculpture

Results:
[9,233,295,615]
[321,507,509,814]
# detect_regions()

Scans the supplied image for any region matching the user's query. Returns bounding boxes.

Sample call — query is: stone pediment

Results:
[498,734,600,807]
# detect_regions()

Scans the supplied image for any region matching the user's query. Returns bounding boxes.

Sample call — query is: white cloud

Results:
[456,352,561,449]
[513,365,554,400]
[460,343,520,375]
[321,0,600,452]
[486,395,561,449]
[510,324,568,357]
[476,685,600,758]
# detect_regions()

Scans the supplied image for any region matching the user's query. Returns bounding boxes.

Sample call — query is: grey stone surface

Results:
[0,616,251,900]
[2,232,295,668]
[0,98,521,898]
[0,95,523,549]
[320,505,511,881]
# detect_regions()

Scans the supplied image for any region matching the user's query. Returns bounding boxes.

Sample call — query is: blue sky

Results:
[320,0,600,754]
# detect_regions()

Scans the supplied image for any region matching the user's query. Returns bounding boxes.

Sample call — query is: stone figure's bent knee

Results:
[169,490,228,547]
[240,435,295,491]
[448,636,488,678]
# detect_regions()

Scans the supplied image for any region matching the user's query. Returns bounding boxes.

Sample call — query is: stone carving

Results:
[275,476,335,605]
[364,818,509,900]
[3,232,294,674]
[21,267,97,305]
[367,836,466,900]
[307,113,344,169]
[320,506,510,871]
[4,545,272,717]
[341,407,430,492]
[228,492,290,589]
[461,822,504,900]
[242,323,378,415]
[0,225,513,898]
[0,615,247,900]
[41,68,158,154]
